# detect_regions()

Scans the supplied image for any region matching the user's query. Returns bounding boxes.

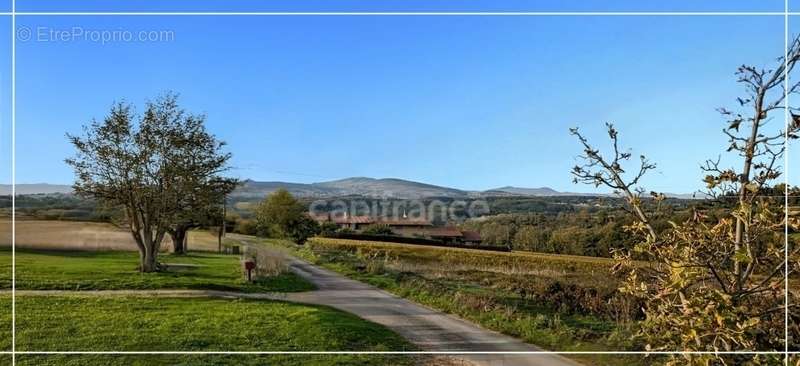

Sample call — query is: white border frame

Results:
[4,1,798,365]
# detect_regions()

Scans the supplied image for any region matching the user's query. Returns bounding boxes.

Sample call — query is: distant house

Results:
[379,219,433,236]
[424,227,464,244]
[313,213,431,232]
[423,227,483,245]
[461,230,482,245]
[328,214,375,231]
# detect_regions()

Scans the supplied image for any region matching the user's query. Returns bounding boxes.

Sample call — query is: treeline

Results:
[462,196,760,257]
[463,211,636,257]
[466,185,798,258]
[0,194,119,222]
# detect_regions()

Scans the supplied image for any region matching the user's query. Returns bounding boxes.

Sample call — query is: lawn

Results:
[13,294,414,364]
[0,295,9,351]
[261,237,644,366]
[15,355,416,366]
[3,249,314,292]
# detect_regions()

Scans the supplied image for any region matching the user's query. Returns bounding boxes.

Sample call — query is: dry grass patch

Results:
[1,219,224,252]
[3,220,149,251]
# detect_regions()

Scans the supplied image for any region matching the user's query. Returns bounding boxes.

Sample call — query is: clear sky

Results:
[0,16,10,189]
[1,5,798,194]
[7,0,788,13]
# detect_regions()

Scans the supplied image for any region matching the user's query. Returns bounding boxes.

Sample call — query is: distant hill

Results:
[233,178,602,199]
[487,186,587,197]
[0,184,73,195]
[315,177,468,198]
[232,180,334,198]
[233,177,468,199]
[4,178,701,200]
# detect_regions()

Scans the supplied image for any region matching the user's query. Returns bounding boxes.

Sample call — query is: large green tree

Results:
[66,93,234,271]
[255,189,319,244]
[156,96,237,254]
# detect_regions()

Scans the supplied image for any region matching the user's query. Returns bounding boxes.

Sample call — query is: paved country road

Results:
[250,236,583,366]
[276,257,584,366]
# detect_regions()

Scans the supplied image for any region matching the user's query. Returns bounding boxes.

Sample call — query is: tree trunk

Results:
[126,207,163,272]
[218,199,226,253]
[633,202,657,241]
[141,244,159,272]
[732,105,762,290]
[218,225,223,253]
[170,228,188,255]
[138,226,164,273]
[618,187,657,241]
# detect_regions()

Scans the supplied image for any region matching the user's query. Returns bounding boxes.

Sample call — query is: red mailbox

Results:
[244,260,256,281]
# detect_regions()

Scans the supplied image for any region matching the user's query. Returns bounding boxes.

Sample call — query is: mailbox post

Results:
[244,260,256,282]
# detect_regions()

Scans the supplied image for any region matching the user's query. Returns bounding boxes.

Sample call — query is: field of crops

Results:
[0,220,221,252]
[306,237,621,292]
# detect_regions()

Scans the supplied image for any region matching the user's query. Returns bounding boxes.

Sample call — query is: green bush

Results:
[361,224,394,236]
[319,222,340,237]
[254,189,319,244]
[286,215,320,245]
[337,227,355,235]
[234,219,259,235]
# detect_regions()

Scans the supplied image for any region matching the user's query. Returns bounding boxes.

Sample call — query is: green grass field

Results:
[0,245,419,365]
[11,295,413,365]
[15,355,415,366]
[15,295,413,353]
[2,249,313,292]
[0,296,9,351]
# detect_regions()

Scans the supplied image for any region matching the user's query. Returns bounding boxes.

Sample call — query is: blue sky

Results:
[1,11,797,194]
[7,0,787,13]
[0,16,9,190]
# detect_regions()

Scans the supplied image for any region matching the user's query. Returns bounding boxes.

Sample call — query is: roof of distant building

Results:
[332,216,375,224]
[425,227,464,237]
[378,219,433,226]
[311,214,434,226]
[461,230,482,242]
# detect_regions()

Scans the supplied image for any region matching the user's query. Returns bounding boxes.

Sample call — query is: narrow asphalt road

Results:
[232,235,583,366]
[276,257,584,366]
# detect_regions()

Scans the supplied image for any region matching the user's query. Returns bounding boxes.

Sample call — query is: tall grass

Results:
[244,245,290,278]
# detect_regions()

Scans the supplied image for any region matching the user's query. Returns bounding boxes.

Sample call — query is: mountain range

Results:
[1,178,700,199]
[232,178,470,199]
[0,183,74,195]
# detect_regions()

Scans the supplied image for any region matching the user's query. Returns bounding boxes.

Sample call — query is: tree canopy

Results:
[255,189,319,244]
[66,93,234,271]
